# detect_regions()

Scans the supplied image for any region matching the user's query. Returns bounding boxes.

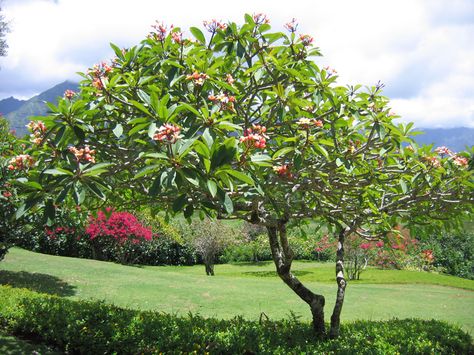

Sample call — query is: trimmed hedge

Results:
[0,286,472,354]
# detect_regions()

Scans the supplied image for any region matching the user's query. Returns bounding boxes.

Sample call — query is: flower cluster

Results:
[208,92,236,111]
[8,154,34,171]
[203,19,227,33]
[150,21,170,41]
[45,226,77,240]
[324,66,337,77]
[296,117,323,129]
[424,156,441,168]
[299,34,314,46]
[171,31,183,44]
[240,124,268,149]
[64,89,76,100]
[252,13,270,25]
[433,146,469,167]
[27,120,47,145]
[69,145,96,163]
[453,156,468,167]
[88,61,112,90]
[2,190,12,198]
[284,18,298,32]
[86,209,153,244]
[226,74,235,84]
[435,146,453,156]
[273,164,292,178]
[421,249,434,263]
[186,71,209,86]
[153,123,181,144]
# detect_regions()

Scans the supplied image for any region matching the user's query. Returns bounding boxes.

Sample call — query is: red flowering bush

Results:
[85,208,153,264]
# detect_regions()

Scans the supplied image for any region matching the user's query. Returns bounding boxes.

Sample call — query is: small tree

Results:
[14,15,473,338]
[186,218,234,275]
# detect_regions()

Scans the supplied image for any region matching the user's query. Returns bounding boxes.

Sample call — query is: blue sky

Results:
[0,0,473,128]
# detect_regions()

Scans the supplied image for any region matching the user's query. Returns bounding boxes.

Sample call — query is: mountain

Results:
[0,96,26,115]
[414,127,474,152]
[4,81,78,136]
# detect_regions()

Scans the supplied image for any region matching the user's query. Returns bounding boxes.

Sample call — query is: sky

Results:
[0,0,473,128]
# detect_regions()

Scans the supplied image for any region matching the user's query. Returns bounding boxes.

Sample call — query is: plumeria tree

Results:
[11,14,473,338]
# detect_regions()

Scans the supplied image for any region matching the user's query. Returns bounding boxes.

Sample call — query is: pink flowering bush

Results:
[85,208,153,264]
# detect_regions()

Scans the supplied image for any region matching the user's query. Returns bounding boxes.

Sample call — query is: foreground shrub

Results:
[0,286,471,354]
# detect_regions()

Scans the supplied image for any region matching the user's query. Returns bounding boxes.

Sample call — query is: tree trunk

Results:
[267,222,326,336]
[204,262,214,276]
[329,229,347,339]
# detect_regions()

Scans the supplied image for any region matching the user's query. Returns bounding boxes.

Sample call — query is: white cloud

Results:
[1,0,473,127]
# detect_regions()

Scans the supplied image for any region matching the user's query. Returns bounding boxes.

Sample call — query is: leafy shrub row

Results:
[0,286,472,354]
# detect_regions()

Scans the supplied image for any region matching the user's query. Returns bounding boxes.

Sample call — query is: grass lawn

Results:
[1,247,473,335]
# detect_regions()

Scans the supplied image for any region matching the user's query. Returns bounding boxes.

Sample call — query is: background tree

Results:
[185,218,234,275]
[13,14,473,338]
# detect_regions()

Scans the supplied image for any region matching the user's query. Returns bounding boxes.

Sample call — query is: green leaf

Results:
[184,204,194,218]
[134,165,161,179]
[43,168,74,176]
[55,185,71,204]
[399,179,408,194]
[273,147,295,159]
[207,180,217,198]
[190,27,206,44]
[149,174,162,196]
[85,181,106,200]
[82,163,112,175]
[131,100,152,116]
[172,194,187,212]
[225,170,254,185]
[113,123,123,138]
[179,102,200,117]
[223,193,233,214]
[148,122,157,139]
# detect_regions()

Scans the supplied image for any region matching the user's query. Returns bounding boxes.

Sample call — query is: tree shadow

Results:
[0,332,60,355]
[230,261,274,267]
[242,270,313,278]
[0,270,76,297]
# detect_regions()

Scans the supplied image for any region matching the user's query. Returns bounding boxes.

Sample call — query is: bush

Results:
[420,231,474,280]
[0,286,472,354]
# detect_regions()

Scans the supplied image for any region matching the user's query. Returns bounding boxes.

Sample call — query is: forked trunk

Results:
[267,223,326,336]
[329,229,347,338]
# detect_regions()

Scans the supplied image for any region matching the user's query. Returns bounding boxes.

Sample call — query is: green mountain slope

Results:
[0,97,26,116]
[4,81,78,136]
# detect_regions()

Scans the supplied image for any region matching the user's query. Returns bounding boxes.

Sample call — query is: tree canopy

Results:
[10,14,474,338]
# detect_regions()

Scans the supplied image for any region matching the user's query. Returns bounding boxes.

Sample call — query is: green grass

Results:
[1,247,473,334]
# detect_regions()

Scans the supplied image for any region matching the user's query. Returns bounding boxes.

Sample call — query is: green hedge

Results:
[0,286,472,354]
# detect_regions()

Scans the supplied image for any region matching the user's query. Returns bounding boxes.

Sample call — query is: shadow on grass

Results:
[0,332,60,355]
[242,270,313,277]
[230,261,273,267]
[0,270,76,296]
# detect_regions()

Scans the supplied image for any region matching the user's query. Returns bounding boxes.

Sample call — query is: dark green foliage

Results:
[0,286,472,354]
[421,232,474,280]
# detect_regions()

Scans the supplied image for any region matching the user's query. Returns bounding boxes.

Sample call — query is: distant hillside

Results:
[4,81,78,136]
[414,127,474,152]
[0,96,26,116]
